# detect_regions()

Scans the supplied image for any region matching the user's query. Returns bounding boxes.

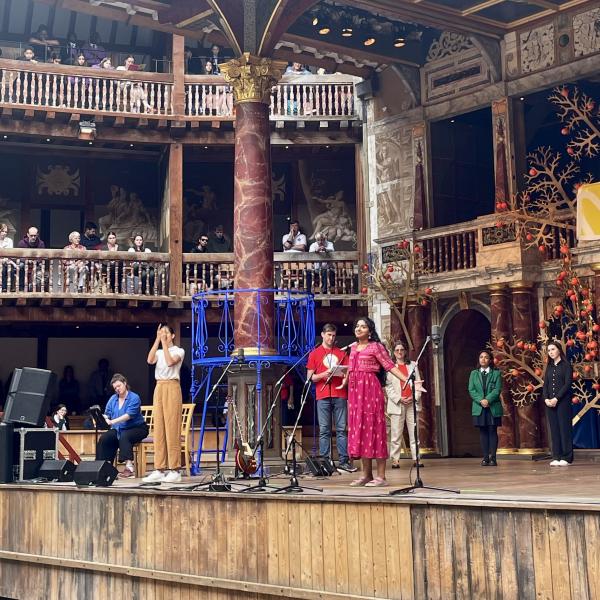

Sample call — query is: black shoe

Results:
[337,462,358,474]
[481,458,490,466]
[489,458,498,466]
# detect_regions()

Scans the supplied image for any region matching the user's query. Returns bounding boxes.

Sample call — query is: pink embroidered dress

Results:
[347,342,396,459]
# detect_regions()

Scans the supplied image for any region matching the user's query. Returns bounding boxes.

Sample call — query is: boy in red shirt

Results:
[306,323,356,473]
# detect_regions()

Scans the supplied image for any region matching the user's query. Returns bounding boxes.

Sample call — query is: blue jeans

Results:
[317,397,348,463]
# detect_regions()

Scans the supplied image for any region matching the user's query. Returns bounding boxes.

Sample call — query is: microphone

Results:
[340,341,357,353]
[236,348,245,363]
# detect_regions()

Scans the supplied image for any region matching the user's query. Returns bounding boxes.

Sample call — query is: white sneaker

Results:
[549,460,561,466]
[142,470,165,483]
[558,460,570,466]
[163,470,182,483]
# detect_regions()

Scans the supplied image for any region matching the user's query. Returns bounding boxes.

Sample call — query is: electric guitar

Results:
[227,395,258,475]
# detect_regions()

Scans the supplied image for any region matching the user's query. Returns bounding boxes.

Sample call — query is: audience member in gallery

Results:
[51,404,69,431]
[17,226,45,249]
[48,52,62,65]
[82,31,107,66]
[128,234,153,293]
[116,55,153,113]
[63,231,88,292]
[468,349,503,467]
[309,231,335,293]
[207,225,232,252]
[282,220,307,252]
[96,373,149,479]
[28,24,59,62]
[58,365,81,414]
[81,221,103,250]
[143,324,185,484]
[94,56,114,71]
[62,31,82,65]
[103,231,120,251]
[0,223,14,291]
[17,47,38,64]
[0,223,13,249]
[191,234,209,253]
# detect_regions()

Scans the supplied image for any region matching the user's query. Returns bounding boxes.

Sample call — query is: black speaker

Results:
[39,459,76,482]
[73,460,118,487]
[305,455,336,476]
[3,368,55,427]
[0,422,14,483]
[355,75,379,100]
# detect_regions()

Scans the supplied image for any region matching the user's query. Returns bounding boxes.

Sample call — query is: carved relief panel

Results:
[519,24,555,74]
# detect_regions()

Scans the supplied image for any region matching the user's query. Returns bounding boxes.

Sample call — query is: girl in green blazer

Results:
[468,350,503,466]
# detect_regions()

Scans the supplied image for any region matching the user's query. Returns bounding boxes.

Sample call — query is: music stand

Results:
[389,337,459,496]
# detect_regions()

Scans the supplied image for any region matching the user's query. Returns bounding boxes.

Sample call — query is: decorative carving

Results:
[220,53,286,104]
[573,8,600,57]
[482,223,517,246]
[520,24,555,74]
[427,32,474,62]
[36,165,80,196]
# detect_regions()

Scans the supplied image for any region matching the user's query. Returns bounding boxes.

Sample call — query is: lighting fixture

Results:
[394,37,405,48]
[363,37,376,46]
[450,119,455,123]
[78,120,96,140]
[341,27,353,37]
[318,27,330,35]
[2,135,7,139]
[312,16,319,26]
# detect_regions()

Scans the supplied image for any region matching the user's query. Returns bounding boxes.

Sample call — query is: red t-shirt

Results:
[307,345,348,400]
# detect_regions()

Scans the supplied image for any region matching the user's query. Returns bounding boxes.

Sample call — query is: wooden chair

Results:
[133,405,154,477]
[138,403,195,476]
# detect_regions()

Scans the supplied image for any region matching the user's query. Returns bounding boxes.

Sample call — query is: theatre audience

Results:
[309,231,335,293]
[64,231,88,292]
[128,234,153,293]
[51,405,69,431]
[17,227,45,249]
[82,32,107,66]
[81,222,102,250]
[191,235,209,253]
[18,47,38,64]
[0,223,13,249]
[103,231,120,251]
[282,220,307,252]
[207,225,232,252]
[62,31,81,65]
[28,24,59,61]
[58,365,81,414]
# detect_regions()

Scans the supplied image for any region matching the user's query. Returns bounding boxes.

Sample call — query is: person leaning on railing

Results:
[127,234,154,294]
[63,231,88,293]
[309,231,335,293]
[0,222,13,292]
[116,55,153,114]
[16,226,46,292]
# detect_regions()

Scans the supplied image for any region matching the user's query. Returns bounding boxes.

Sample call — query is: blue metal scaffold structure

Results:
[190,288,315,475]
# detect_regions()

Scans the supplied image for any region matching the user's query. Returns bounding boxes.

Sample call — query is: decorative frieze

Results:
[573,7,600,57]
[519,24,555,74]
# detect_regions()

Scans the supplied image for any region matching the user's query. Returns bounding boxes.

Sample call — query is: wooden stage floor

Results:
[108,455,600,508]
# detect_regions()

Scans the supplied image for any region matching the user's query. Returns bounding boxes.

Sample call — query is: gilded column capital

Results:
[488,284,509,293]
[220,53,287,105]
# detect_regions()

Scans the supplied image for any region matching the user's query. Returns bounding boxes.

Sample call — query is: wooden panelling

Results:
[0,487,599,599]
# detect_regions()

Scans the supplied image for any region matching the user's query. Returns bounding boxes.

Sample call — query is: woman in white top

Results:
[143,324,186,484]
[385,342,423,469]
[0,222,14,291]
[128,234,153,294]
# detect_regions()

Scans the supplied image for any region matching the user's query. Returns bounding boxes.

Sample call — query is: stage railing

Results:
[0,248,170,297]
[183,251,359,296]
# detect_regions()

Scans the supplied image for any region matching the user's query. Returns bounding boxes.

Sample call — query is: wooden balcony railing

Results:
[415,227,478,273]
[0,59,174,117]
[0,249,170,297]
[184,73,358,120]
[183,251,359,296]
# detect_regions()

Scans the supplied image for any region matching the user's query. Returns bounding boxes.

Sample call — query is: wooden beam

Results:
[282,33,420,68]
[172,34,185,116]
[168,143,183,297]
[272,47,371,78]
[462,0,505,16]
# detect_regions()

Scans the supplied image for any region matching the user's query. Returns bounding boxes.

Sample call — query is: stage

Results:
[0,457,599,600]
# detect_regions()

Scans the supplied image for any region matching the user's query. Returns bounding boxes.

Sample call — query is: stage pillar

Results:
[489,284,517,450]
[168,143,183,297]
[591,264,600,310]
[510,282,542,450]
[221,53,286,353]
[407,303,437,453]
[220,54,286,465]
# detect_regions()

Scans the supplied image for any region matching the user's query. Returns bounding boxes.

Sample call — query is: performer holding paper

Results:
[340,317,425,487]
[306,324,356,473]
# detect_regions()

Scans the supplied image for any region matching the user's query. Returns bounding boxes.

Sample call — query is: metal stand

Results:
[275,379,322,494]
[390,337,459,496]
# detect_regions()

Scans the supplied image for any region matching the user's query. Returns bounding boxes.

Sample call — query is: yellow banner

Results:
[577,182,600,240]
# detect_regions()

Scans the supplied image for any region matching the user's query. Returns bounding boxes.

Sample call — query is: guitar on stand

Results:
[228,395,258,477]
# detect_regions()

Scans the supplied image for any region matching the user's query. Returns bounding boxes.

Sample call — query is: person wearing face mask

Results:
[468,350,503,466]
[543,342,574,466]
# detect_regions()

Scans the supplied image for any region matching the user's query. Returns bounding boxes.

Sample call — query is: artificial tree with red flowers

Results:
[361,239,433,351]
[492,245,600,424]
[495,85,598,253]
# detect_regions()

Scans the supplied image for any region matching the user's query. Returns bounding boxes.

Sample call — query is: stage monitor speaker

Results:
[0,422,14,483]
[39,459,76,482]
[73,460,118,487]
[3,368,55,427]
[305,455,336,477]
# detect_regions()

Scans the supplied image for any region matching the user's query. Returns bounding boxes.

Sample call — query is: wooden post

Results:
[172,34,185,117]
[355,143,367,267]
[169,143,183,297]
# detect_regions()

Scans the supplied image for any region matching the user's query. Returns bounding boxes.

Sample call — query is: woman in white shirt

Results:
[0,222,13,291]
[143,324,186,483]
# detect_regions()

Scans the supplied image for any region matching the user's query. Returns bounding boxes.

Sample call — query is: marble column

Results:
[510,282,542,449]
[591,264,600,310]
[221,53,286,353]
[407,303,437,452]
[489,285,517,450]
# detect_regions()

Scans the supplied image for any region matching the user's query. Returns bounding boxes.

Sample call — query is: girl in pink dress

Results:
[341,317,413,487]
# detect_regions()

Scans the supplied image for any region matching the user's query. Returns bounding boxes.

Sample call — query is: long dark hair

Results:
[353,316,387,385]
[546,341,566,361]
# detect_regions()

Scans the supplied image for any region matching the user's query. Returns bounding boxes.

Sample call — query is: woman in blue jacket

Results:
[96,373,149,478]
[468,350,503,466]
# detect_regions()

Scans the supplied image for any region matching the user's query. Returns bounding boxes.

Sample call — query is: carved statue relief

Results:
[36,165,80,196]
[0,197,18,237]
[573,8,600,57]
[520,24,555,73]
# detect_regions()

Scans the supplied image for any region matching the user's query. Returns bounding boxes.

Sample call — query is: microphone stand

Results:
[191,355,247,492]
[390,336,459,496]
[240,347,313,493]
[275,378,322,494]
